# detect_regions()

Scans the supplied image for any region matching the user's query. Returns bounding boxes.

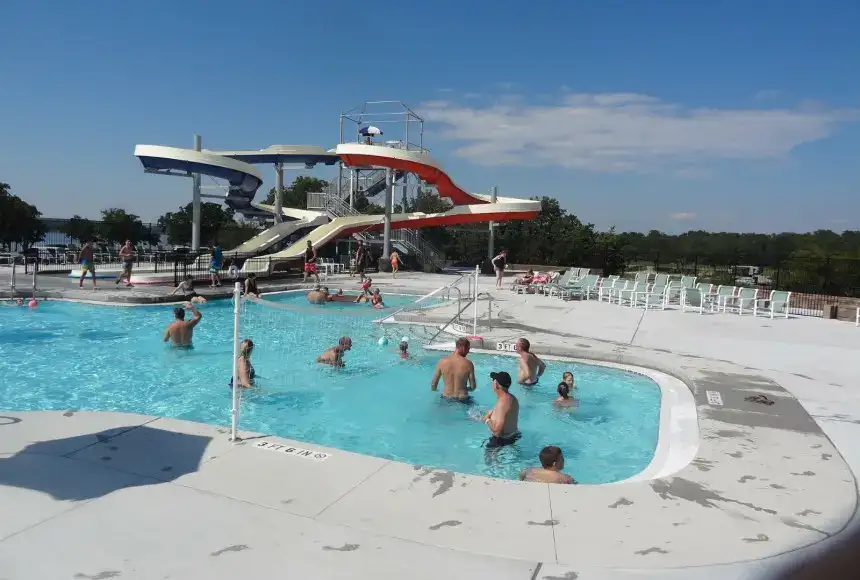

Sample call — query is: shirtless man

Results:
[519,446,577,484]
[430,337,477,402]
[162,302,202,347]
[317,336,352,367]
[306,285,328,305]
[77,240,97,289]
[516,338,545,385]
[483,371,521,448]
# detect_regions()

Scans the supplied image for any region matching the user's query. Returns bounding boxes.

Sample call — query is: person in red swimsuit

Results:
[303,241,319,285]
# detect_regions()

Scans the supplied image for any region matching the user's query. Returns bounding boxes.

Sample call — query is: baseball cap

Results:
[490,371,512,388]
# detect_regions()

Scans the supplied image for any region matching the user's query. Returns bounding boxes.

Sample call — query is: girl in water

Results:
[230,339,256,389]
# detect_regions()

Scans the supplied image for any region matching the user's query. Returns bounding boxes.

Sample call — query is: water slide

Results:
[135,142,540,272]
[255,144,541,266]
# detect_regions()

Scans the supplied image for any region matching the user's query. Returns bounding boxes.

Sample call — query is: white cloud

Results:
[670,212,697,220]
[420,93,857,174]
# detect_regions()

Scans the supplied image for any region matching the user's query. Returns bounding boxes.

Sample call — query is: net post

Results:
[473,265,479,336]
[10,262,16,294]
[230,281,242,442]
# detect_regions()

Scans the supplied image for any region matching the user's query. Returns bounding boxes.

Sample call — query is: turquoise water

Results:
[0,292,661,483]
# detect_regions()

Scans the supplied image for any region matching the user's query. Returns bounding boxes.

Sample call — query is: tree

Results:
[99,208,157,245]
[60,215,97,246]
[263,176,329,210]
[157,202,237,246]
[0,183,46,250]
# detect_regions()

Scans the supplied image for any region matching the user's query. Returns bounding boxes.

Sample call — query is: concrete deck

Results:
[2,271,860,579]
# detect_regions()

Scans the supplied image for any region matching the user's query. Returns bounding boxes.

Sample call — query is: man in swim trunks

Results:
[303,240,319,285]
[516,338,545,385]
[519,446,577,484]
[554,382,579,408]
[163,302,202,347]
[306,285,328,305]
[115,239,134,287]
[209,243,223,288]
[77,240,97,289]
[317,336,352,367]
[483,371,521,448]
[430,337,476,402]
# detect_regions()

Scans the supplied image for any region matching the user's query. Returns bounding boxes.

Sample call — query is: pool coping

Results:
[423,344,700,486]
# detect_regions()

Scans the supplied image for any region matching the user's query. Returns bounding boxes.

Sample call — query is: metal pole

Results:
[274,163,284,223]
[191,134,202,251]
[10,262,15,294]
[230,282,242,442]
[487,186,498,261]
[349,168,356,209]
[473,265,479,336]
[32,263,37,296]
[382,168,393,259]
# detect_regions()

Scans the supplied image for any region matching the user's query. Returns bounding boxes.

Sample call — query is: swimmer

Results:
[398,340,409,359]
[370,289,385,309]
[516,338,545,385]
[163,302,202,347]
[317,336,352,367]
[230,339,256,388]
[328,288,354,303]
[562,371,576,391]
[306,285,328,305]
[519,446,577,484]
[483,371,521,448]
[360,277,373,296]
[430,337,476,403]
[554,382,579,408]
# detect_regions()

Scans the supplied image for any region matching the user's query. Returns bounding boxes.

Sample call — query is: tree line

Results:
[3,179,860,272]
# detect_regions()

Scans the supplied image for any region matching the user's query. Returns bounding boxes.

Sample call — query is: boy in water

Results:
[554,382,580,408]
[398,341,410,359]
[519,446,577,484]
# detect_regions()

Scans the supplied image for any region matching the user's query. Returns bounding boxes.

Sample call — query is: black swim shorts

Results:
[485,432,522,449]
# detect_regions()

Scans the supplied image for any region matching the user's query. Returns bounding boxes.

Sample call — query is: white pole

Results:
[10,262,15,294]
[230,282,242,441]
[32,263,37,296]
[473,264,479,335]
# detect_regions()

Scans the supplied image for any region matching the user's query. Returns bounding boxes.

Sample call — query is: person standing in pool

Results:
[77,240,97,289]
[554,382,579,408]
[303,240,319,285]
[230,339,255,388]
[483,371,521,448]
[430,337,477,402]
[163,302,202,347]
[317,336,352,367]
[519,446,577,484]
[516,338,545,385]
[115,239,134,287]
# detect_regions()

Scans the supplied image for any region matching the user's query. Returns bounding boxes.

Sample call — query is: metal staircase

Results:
[306,189,445,271]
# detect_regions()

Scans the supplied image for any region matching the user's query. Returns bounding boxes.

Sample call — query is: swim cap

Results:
[378,336,389,346]
[401,336,409,343]
[28,299,38,308]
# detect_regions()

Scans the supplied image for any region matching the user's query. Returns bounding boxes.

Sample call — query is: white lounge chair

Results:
[560,274,600,301]
[725,287,758,315]
[681,287,708,314]
[545,269,576,298]
[712,285,737,313]
[680,275,697,288]
[753,290,791,319]
[618,281,646,307]
[602,279,629,302]
[636,283,668,310]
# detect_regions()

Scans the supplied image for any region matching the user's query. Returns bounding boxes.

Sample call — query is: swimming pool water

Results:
[0,293,661,484]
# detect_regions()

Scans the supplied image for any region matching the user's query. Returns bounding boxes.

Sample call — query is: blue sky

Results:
[1,0,858,233]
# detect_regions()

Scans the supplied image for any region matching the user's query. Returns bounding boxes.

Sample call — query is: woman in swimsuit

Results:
[243,274,261,298]
[491,249,507,289]
[230,339,256,388]
[390,251,401,278]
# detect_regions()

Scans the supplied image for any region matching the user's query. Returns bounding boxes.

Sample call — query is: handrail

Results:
[425,296,475,345]
[374,273,466,325]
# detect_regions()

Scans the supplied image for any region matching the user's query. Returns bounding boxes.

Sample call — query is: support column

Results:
[487,185,498,261]
[382,168,393,260]
[349,168,356,209]
[274,163,284,223]
[191,134,202,251]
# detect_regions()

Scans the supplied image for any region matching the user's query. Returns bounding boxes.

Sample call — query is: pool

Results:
[0,293,661,483]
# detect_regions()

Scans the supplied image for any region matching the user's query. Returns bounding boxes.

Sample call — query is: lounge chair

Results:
[618,281,646,307]
[725,287,758,315]
[560,274,600,301]
[695,282,713,296]
[680,275,697,288]
[681,287,708,314]
[602,279,628,302]
[650,273,669,290]
[663,280,684,305]
[711,285,737,313]
[546,269,576,298]
[753,290,791,319]
[635,282,668,310]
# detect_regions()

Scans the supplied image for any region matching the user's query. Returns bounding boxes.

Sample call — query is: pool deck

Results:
[2,272,860,579]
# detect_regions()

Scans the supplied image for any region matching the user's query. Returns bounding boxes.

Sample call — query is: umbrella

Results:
[359,125,383,137]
